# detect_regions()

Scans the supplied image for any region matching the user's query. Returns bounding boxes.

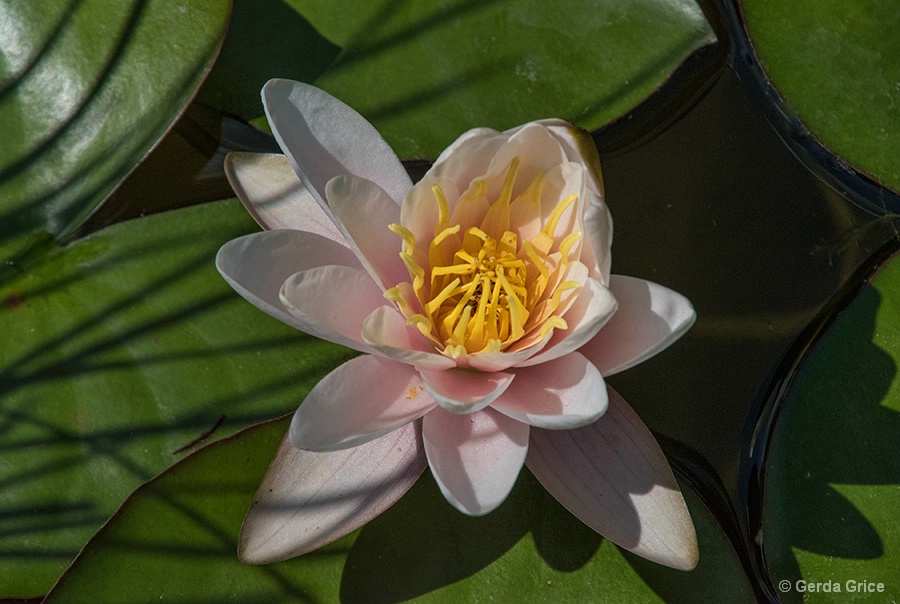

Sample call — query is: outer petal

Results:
[290,356,436,451]
[216,230,360,334]
[224,152,344,241]
[492,352,607,429]
[423,407,529,516]
[280,265,386,352]
[526,386,698,570]
[579,275,696,376]
[518,277,617,367]
[419,367,515,415]
[262,79,413,209]
[325,175,407,290]
[361,306,457,370]
[239,422,426,564]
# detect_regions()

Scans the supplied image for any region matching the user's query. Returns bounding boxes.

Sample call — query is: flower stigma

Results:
[386,156,584,359]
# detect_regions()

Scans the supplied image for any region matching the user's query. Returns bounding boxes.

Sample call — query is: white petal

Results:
[424,127,507,191]
[466,334,552,372]
[492,352,607,429]
[290,356,436,451]
[419,367,515,415]
[581,190,613,283]
[325,175,407,290]
[280,265,386,352]
[216,230,360,333]
[224,152,344,241]
[518,277,617,367]
[262,79,412,209]
[526,386,698,570]
[239,422,426,564]
[423,408,529,516]
[579,275,695,376]
[361,306,457,370]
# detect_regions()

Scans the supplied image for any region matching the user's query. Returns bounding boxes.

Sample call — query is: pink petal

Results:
[484,123,567,190]
[361,306,457,370]
[492,352,607,429]
[579,275,696,376]
[425,127,507,191]
[423,407,529,516]
[526,386,698,570]
[580,190,613,283]
[223,152,344,241]
[216,230,360,334]
[419,367,515,414]
[290,356,436,451]
[325,175,407,290]
[535,119,605,197]
[518,277,617,367]
[280,265,386,352]
[262,79,412,209]
[466,335,551,372]
[239,422,426,564]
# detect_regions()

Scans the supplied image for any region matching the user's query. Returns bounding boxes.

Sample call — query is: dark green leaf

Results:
[764,252,900,602]
[282,0,716,158]
[0,200,348,597]
[45,415,755,602]
[740,0,900,192]
[0,0,230,241]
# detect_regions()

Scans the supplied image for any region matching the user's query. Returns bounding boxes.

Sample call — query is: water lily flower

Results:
[217,79,699,570]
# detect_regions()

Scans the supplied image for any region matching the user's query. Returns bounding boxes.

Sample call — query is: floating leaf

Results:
[0,0,230,240]
[45,415,755,602]
[739,0,900,194]
[764,250,900,602]
[0,200,348,598]
[277,0,716,158]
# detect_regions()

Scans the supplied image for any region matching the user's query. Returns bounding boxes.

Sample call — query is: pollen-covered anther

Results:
[391,156,583,357]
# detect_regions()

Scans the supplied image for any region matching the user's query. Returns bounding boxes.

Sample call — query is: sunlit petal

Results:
[290,356,436,451]
[262,79,412,210]
[423,408,529,516]
[526,386,698,570]
[239,422,426,564]
[579,275,696,376]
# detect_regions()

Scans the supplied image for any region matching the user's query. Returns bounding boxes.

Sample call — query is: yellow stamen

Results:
[388,155,585,358]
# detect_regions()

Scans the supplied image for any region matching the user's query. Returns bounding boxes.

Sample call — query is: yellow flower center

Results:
[386,157,582,358]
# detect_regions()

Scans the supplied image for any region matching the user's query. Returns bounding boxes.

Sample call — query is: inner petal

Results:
[389,156,584,360]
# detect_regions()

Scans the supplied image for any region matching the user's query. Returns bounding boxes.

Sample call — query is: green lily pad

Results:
[0,0,230,241]
[740,0,900,193]
[0,199,348,598]
[45,414,756,602]
[268,0,717,159]
[763,250,900,602]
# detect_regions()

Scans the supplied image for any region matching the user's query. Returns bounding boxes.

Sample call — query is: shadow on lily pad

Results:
[764,264,900,602]
[339,469,602,603]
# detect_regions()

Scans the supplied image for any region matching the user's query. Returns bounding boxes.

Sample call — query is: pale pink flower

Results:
[217,80,698,570]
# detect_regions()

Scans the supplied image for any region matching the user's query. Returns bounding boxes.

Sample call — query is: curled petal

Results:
[325,175,407,290]
[466,335,552,372]
[493,352,607,429]
[239,422,426,564]
[419,367,515,415]
[518,277,617,367]
[526,386,698,570]
[280,265,386,352]
[362,306,457,370]
[262,79,412,209]
[423,408,529,516]
[290,356,436,451]
[579,275,696,376]
[224,152,344,241]
[217,231,360,335]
